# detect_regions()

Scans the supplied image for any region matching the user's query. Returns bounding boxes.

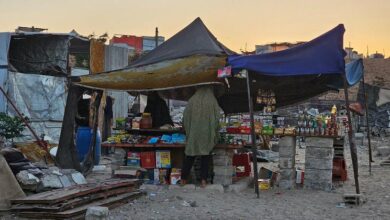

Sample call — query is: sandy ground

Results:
[107,136,390,220]
[1,136,390,220]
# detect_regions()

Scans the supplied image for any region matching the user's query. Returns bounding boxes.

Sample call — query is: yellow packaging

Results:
[258,179,270,190]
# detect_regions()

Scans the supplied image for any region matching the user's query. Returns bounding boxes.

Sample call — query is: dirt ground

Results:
[107,136,390,220]
[1,136,390,220]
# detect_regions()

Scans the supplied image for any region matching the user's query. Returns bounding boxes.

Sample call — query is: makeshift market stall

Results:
[60,18,363,197]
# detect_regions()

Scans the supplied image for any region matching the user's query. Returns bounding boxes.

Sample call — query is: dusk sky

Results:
[0,0,389,56]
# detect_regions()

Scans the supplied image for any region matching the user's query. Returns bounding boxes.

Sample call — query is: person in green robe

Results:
[181,86,222,187]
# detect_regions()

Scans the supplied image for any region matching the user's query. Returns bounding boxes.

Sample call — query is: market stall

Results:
[58,18,364,196]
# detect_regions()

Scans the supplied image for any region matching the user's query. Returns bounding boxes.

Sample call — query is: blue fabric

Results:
[228,24,346,76]
[345,58,364,86]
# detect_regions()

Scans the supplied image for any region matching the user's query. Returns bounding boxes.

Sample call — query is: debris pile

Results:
[10,179,144,219]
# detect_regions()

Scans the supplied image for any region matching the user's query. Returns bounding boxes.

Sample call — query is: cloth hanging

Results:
[183,86,221,156]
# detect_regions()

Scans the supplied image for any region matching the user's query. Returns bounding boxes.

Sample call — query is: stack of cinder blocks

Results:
[278,136,296,189]
[304,137,334,191]
[212,149,234,186]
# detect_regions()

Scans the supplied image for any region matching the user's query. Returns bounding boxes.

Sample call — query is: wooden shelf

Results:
[102,143,244,149]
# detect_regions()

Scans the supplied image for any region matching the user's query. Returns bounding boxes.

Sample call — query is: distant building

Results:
[369,52,385,59]
[110,35,164,53]
[345,47,363,60]
[255,42,305,54]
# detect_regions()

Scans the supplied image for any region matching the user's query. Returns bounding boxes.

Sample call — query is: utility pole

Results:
[155,27,159,48]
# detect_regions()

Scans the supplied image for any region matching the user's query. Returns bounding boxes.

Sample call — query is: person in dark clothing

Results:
[144,92,173,128]
[181,155,211,186]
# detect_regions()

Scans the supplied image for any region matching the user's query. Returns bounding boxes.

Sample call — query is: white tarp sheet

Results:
[7,72,67,142]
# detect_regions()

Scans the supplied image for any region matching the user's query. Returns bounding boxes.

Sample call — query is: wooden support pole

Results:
[245,70,259,198]
[362,76,373,175]
[343,74,360,194]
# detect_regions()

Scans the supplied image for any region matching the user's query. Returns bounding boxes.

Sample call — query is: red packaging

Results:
[140,151,156,168]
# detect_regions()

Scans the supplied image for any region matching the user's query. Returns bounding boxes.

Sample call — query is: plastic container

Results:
[76,126,101,165]
[140,113,152,129]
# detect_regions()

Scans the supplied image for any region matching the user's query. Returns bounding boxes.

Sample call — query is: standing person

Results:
[144,91,174,128]
[181,86,222,187]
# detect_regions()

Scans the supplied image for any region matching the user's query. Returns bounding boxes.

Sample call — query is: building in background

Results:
[110,35,164,53]
[345,47,364,60]
[255,42,305,54]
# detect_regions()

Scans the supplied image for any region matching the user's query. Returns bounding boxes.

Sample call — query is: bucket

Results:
[258,179,270,190]
[76,126,101,165]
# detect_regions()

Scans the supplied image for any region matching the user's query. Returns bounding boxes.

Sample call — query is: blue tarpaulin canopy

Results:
[219,24,352,114]
[227,24,346,76]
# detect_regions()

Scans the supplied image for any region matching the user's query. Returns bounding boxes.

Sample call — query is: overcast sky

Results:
[0,0,389,56]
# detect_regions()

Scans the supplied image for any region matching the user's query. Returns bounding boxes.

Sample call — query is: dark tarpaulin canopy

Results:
[129,17,235,68]
[219,24,347,114]
[76,17,234,90]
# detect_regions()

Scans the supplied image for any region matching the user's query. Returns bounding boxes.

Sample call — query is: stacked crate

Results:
[304,137,334,191]
[212,149,234,186]
[278,136,296,189]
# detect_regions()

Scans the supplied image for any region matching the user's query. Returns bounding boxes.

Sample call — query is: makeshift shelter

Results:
[0,32,89,143]
[67,19,359,196]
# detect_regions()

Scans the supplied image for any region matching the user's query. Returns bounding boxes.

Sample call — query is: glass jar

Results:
[140,113,153,129]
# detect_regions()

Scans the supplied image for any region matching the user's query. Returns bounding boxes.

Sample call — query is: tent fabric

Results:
[327,58,364,89]
[345,58,364,86]
[129,17,235,68]
[227,24,346,76]
[8,35,71,76]
[77,55,226,90]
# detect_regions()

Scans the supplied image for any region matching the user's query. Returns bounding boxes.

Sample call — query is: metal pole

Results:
[155,27,159,48]
[362,76,373,175]
[244,70,259,198]
[343,74,360,194]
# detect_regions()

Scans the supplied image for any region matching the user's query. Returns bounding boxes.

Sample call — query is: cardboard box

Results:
[127,152,141,167]
[141,151,156,168]
[156,150,171,168]
[170,168,181,185]
[258,179,270,190]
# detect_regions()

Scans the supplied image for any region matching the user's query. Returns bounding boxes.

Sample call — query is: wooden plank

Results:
[11,186,136,212]
[17,191,145,219]
[11,179,140,205]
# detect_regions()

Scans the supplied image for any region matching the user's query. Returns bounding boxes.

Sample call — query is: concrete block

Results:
[227,177,251,193]
[213,166,234,176]
[213,156,232,166]
[41,174,63,189]
[278,179,295,190]
[376,146,390,157]
[279,168,296,180]
[213,149,234,156]
[304,181,333,191]
[202,184,224,193]
[305,137,334,148]
[213,175,232,185]
[85,206,109,220]
[305,146,334,159]
[278,137,296,157]
[305,158,333,170]
[279,157,295,169]
[304,169,332,183]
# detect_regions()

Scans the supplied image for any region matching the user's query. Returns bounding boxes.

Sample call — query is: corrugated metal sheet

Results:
[90,39,105,74]
[104,45,131,124]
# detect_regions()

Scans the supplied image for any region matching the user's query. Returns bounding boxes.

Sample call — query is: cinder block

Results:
[213,166,234,176]
[213,149,234,156]
[213,156,232,166]
[304,181,333,191]
[279,157,295,169]
[305,158,333,170]
[304,168,332,184]
[279,168,296,180]
[278,179,295,190]
[305,146,334,159]
[85,206,109,220]
[278,137,296,157]
[213,175,232,185]
[305,137,334,148]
